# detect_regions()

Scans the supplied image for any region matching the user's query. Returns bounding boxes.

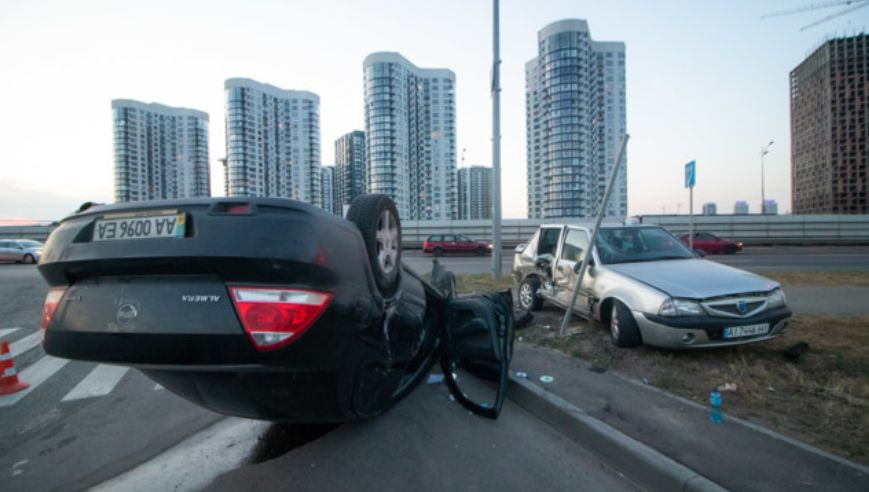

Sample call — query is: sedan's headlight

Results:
[767,288,786,308]
[658,298,705,316]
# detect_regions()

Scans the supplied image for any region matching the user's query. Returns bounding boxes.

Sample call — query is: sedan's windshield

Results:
[595,227,694,264]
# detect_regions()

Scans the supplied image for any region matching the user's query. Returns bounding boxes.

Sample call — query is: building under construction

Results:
[790,33,867,214]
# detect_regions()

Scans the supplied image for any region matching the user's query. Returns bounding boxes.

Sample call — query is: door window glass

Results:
[560,229,589,262]
[537,228,560,256]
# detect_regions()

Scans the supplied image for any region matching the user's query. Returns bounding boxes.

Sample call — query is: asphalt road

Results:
[0,265,635,491]
[403,245,869,275]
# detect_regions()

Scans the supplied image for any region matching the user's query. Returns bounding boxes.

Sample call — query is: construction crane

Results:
[762,0,869,31]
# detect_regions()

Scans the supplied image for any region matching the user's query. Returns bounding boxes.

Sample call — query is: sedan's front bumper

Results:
[633,306,792,349]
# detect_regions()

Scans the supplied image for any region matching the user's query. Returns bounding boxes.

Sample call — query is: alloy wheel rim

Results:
[520,283,533,308]
[611,305,620,340]
[375,210,399,275]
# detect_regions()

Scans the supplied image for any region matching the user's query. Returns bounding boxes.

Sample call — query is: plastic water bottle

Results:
[709,387,722,425]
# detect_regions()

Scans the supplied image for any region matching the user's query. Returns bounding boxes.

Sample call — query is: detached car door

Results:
[429,262,514,419]
[440,290,514,418]
[553,228,593,315]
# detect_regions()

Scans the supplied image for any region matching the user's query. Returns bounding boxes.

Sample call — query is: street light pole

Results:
[760,140,774,214]
[491,0,502,279]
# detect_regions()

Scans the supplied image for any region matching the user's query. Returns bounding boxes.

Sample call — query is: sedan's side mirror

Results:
[694,248,706,258]
[514,243,526,253]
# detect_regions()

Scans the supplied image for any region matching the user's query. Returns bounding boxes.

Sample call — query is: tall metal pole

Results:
[689,186,694,250]
[491,0,502,279]
[560,134,630,336]
[760,140,774,214]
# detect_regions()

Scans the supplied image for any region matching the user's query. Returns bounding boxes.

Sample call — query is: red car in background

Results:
[680,232,743,254]
[423,234,493,256]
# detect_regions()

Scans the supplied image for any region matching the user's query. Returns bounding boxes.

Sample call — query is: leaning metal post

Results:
[559,134,630,336]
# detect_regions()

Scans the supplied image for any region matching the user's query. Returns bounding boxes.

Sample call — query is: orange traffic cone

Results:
[0,340,29,395]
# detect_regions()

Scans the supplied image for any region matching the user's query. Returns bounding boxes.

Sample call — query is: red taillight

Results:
[226,203,251,214]
[227,286,332,351]
[40,287,67,332]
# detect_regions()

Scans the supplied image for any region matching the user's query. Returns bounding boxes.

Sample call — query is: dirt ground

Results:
[453,273,869,465]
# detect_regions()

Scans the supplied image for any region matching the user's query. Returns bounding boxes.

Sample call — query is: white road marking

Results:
[91,418,269,492]
[10,332,41,357]
[0,327,22,338]
[153,384,163,391]
[0,356,69,407]
[61,365,130,401]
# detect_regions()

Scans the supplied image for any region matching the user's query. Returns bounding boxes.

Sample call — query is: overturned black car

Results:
[37,194,514,422]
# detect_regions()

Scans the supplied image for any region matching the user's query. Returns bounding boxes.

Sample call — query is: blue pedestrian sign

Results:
[685,160,696,188]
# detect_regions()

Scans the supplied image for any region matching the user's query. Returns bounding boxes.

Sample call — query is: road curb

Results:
[508,375,727,492]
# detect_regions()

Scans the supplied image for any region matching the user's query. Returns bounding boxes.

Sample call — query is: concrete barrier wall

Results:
[4,214,869,247]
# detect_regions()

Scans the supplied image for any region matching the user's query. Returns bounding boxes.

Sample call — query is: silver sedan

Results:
[512,225,792,349]
[0,239,44,264]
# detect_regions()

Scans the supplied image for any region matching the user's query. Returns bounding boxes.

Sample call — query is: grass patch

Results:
[759,271,869,287]
[453,273,515,294]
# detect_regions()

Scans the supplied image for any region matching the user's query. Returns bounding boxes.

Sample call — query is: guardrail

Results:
[3,214,869,247]
[0,225,54,241]
[640,214,869,245]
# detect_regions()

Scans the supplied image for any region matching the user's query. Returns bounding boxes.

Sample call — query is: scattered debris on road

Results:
[539,375,554,384]
[427,374,445,384]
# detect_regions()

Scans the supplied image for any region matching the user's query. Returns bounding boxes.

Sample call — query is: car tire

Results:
[346,194,402,297]
[610,300,641,348]
[725,245,737,255]
[433,247,444,257]
[475,247,486,256]
[23,254,35,264]
[518,277,544,311]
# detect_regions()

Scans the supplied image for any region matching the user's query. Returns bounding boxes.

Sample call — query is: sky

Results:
[0,0,866,221]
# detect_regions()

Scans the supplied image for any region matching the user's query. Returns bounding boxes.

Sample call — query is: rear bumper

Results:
[634,306,792,349]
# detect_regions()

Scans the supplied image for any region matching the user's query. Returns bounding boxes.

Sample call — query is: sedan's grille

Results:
[703,296,768,318]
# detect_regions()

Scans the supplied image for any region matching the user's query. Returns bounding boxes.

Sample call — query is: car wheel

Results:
[725,245,737,254]
[610,300,641,348]
[475,247,486,256]
[433,247,444,257]
[346,194,402,297]
[518,277,543,311]
[23,254,35,264]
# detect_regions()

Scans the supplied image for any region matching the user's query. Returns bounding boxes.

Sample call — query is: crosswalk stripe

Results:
[10,332,41,358]
[0,327,22,338]
[61,365,130,402]
[0,356,70,407]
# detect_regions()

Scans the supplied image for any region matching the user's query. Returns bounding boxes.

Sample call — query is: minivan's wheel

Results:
[23,254,35,264]
[518,277,543,311]
[346,194,402,297]
[610,300,641,348]
[433,247,444,257]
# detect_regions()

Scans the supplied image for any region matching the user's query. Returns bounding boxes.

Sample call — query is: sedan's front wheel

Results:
[610,301,641,348]
[23,254,35,264]
[518,277,543,311]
